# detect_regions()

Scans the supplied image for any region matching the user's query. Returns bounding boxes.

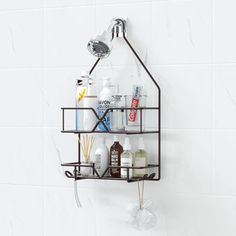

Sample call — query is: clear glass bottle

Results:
[121,137,133,178]
[134,137,148,177]
[110,95,124,131]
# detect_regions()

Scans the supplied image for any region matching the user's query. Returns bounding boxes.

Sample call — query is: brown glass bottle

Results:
[110,136,123,178]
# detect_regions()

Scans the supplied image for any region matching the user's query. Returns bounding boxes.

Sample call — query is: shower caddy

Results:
[61,18,161,183]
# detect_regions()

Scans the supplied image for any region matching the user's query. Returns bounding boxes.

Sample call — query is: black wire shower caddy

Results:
[61,35,161,183]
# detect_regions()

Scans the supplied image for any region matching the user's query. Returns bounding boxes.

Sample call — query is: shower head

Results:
[87,18,127,58]
[87,31,111,58]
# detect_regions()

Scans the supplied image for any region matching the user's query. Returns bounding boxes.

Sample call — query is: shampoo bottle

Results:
[94,136,109,176]
[82,71,97,131]
[120,137,133,178]
[75,79,85,130]
[97,77,112,131]
[134,137,148,177]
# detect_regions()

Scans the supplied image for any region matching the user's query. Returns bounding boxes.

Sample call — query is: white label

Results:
[121,157,132,178]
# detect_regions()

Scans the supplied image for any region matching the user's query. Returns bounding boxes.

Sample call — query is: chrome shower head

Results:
[87,18,127,58]
[87,38,111,59]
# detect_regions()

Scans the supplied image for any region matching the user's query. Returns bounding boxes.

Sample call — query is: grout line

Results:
[0,182,74,189]
[0,7,44,14]
[210,0,215,196]
[1,62,236,71]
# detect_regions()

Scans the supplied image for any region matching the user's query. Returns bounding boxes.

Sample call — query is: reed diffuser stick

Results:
[78,135,95,163]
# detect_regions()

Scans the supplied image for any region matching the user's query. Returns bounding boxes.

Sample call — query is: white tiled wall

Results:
[0,0,236,235]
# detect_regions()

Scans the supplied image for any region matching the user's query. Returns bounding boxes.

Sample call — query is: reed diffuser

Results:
[78,135,95,176]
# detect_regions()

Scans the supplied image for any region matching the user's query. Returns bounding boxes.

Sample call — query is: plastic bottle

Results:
[110,136,123,178]
[97,77,112,131]
[120,137,133,178]
[134,137,148,177]
[94,136,109,176]
[82,71,97,131]
[75,79,85,130]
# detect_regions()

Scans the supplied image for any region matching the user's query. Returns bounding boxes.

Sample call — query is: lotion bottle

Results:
[121,137,133,178]
[94,136,109,176]
[134,137,148,177]
[97,77,112,131]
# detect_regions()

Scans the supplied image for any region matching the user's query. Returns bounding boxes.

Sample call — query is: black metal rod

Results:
[89,58,100,75]
[158,94,161,179]
[140,109,143,133]
[123,35,161,180]
[123,36,161,92]
[62,109,65,131]
[78,133,81,172]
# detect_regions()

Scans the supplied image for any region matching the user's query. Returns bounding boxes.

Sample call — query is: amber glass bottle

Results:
[110,136,123,178]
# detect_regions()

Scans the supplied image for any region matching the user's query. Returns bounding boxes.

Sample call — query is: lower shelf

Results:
[61,162,160,183]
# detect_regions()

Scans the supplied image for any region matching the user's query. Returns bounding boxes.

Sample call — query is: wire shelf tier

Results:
[61,107,159,134]
[61,161,160,183]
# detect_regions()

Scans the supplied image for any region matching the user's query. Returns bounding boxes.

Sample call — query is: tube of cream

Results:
[128,85,142,122]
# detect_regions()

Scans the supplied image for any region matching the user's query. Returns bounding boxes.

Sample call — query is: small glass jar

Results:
[110,95,125,131]
[80,157,92,176]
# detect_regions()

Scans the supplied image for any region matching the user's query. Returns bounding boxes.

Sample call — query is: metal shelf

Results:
[61,162,160,183]
[61,106,159,134]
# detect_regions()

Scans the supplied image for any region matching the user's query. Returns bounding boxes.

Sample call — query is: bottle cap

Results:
[138,137,145,150]
[113,135,119,142]
[76,79,83,85]
[103,77,111,87]
[123,137,131,150]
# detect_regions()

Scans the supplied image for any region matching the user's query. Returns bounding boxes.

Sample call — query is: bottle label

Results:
[134,157,146,176]
[111,150,119,174]
[95,154,101,174]
[128,98,139,122]
[121,157,132,178]
[98,100,111,130]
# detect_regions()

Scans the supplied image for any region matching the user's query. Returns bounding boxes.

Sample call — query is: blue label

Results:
[98,109,110,131]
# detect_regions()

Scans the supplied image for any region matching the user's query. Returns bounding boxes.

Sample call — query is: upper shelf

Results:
[61,107,159,135]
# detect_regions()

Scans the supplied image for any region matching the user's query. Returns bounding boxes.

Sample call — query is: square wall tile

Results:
[150,1,211,65]
[44,6,95,67]
[213,65,236,129]
[0,0,43,10]
[43,186,96,236]
[213,0,236,63]
[0,10,43,68]
[161,130,213,195]
[95,3,151,66]
[0,69,43,127]
[43,128,79,187]
[0,185,43,236]
[213,131,236,195]
[44,0,94,8]
[0,128,43,185]
[151,65,212,129]
[156,193,236,236]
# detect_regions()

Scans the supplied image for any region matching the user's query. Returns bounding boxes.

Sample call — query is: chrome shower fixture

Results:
[87,18,127,59]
